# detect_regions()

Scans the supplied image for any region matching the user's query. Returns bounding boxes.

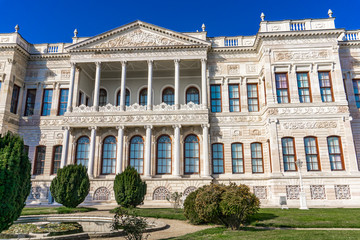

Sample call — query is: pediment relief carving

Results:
[90,29,189,49]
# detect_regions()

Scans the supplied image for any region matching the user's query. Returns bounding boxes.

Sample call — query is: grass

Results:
[21,206,97,216]
[166,227,360,240]
[114,208,360,228]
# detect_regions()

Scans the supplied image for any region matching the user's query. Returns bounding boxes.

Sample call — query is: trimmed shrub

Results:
[219,183,260,229]
[0,133,31,232]
[113,166,147,208]
[50,164,90,208]
[183,191,203,224]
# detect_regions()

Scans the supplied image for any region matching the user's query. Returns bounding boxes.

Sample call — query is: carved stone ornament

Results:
[91,29,187,48]
[93,187,110,201]
[286,185,300,200]
[334,185,351,199]
[153,186,170,200]
[310,185,326,200]
[253,186,267,199]
[274,51,329,62]
[282,121,337,129]
[227,65,240,75]
[269,106,343,115]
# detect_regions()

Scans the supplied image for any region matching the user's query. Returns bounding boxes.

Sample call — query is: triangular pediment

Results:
[67,21,210,51]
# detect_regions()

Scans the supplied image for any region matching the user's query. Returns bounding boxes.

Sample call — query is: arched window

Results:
[99,89,107,106]
[184,135,199,174]
[162,87,174,105]
[327,136,344,171]
[116,89,130,106]
[157,135,172,174]
[212,143,224,174]
[186,87,199,104]
[231,143,244,173]
[34,146,46,175]
[76,136,90,167]
[139,88,147,106]
[129,136,144,174]
[304,137,320,171]
[281,137,297,171]
[251,143,263,173]
[52,145,62,175]
[102,136,117,174]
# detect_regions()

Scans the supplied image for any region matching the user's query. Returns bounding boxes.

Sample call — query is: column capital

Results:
[88,126,98,130]
[172,124,182,129]
[95,62,102,67]
[144,125,153,130]
[121,61,127,66]
[174,59,180,64]
[70,62,77,68]
[201,58,207,64]
[201,123,210,128]
[62,126,71,131]
[116,125,125,130]
[147,60,154,65]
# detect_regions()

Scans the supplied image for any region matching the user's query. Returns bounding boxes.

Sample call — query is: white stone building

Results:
[1,11,360,207]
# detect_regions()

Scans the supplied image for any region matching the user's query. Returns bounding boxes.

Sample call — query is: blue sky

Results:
[0,0,359,44]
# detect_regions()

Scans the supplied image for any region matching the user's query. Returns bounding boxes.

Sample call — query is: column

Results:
[88,126,97,177]
[147,60,153,110]
[17,84,24,115]
[67,62,76,112]
[144,125,152,177]
[60,127,70,168]
[120,61,127,111]
[93,62,101,110]
[268,118,281,174]
[202,124,210,177]
[116,126,125,174]
[201,59,208,107]
[173,124,181,176]
[174,59,180,109]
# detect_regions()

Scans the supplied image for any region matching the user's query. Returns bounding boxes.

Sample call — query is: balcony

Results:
[63,102,209,127]
[259,18,335,33]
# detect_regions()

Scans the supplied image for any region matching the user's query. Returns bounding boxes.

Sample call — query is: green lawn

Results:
[118,208,360,228]
[166,227,360,240]
[21,207,97,216]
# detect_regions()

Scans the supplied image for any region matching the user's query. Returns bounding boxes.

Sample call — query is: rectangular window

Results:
[319,72,334,102]
[34,146,46,175]
[58,89,69,116]
[10,84,20,114]
[210,85,222,112]
[228,84,240,112]
[24,89,36,116]
[327,136,344,171]
[251,143,263,173]
[282,137,297,171]
[275,73,290,103]
[231,143,244,173]
[304,137,320,171]
[247,84,259,112]
[353,79,360,108]
[52,145,62,174]
[41,89,53,116]
[297,73,312,103]
[212,143,224,174]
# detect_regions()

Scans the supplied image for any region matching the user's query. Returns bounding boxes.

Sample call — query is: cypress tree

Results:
[50,164,90,208]
[113,166,147,208]
[0,133,31,232]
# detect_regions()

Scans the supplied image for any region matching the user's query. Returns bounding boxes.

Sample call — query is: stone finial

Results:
[260,12,265,21]
[74,28,78,37]
[328,9,333,18]
[15,24,19,33]
[201,23,206,32]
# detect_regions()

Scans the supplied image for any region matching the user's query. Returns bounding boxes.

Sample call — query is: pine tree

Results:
[113,166,147,208]
[50,164,90,208]
[0,133,31,232]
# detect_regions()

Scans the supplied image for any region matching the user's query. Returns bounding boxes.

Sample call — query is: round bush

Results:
[50,164,90,208]
[0,133,31,232]
[113,166,147,208]
[183,191,203,224]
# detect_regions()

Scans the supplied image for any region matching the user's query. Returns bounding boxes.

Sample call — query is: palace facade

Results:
[1,11,360,207]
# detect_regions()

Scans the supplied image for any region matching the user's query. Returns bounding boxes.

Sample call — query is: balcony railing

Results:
[290,22,306,31]
[343,30,360,41]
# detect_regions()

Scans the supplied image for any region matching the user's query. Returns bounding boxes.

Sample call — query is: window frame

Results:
[304,136,321,171]
[51,145,62,175]
[327,136,345,171]
[99,88,107,106]
[297,72,312,103]
[57,88,69,116]
[247,83,259,112]
[281,137,298,172]
[41,89,53,116]
[212,143,224,174]
[139,88,148,106]
[228,84,240,112]
[75,136,90,168]
[210,84,222,113]
[275,72,290,104]
[129,135,145,175]
[156,135,172,175]
[33,145,46,175]
[353,79,360,108]
[162,87,175,105]
[116,89,130,106]
[24,88,37,116]
[318,71,334,102]
[251,142,264,173]
[10,84,20,114]
[186,86,200,104]
[101,135,117,175]
[184,134,200,174]
[231,142,244,174]
[78,91,84,106]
